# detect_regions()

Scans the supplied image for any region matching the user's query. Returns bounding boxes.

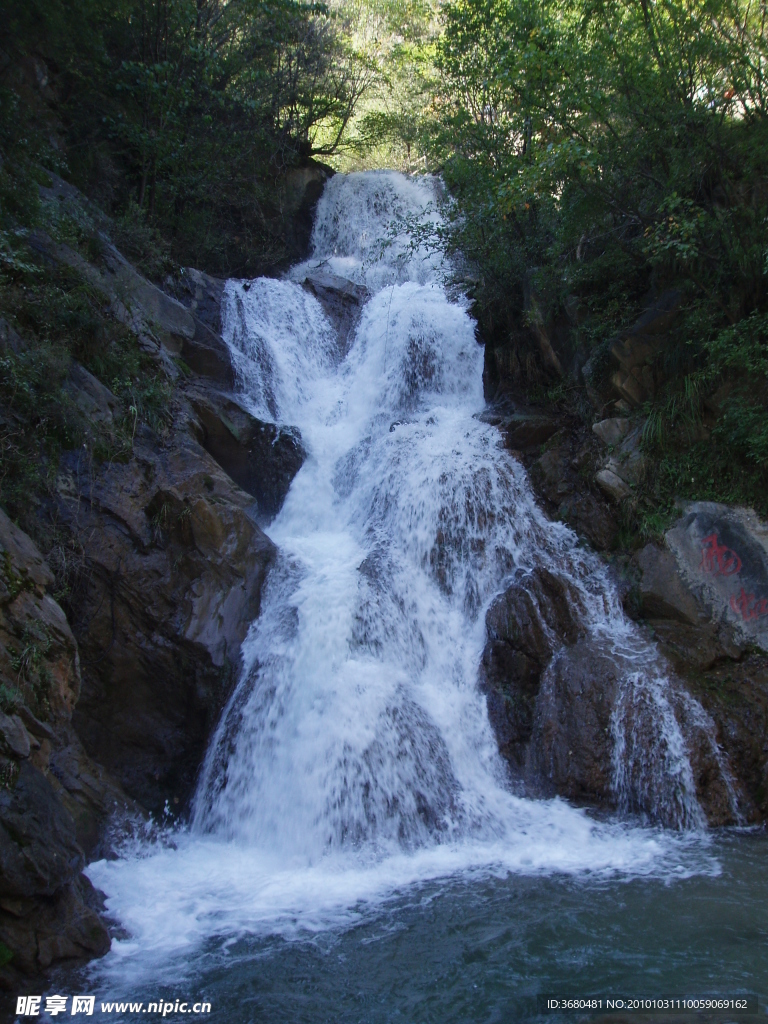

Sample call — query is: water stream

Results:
[76,172,764,1021]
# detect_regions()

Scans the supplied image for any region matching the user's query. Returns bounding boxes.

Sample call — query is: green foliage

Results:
[410,0,768,525]
[4,0,372,276]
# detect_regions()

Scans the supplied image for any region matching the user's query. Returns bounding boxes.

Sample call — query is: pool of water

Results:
[44,828,765,1024]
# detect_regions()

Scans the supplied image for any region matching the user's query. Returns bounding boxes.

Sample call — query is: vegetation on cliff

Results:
[4,0,372,275]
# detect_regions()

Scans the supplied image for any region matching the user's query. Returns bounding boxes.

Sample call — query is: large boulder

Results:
[528,640,620,805]
[665,502,768,652]
[301,271,368,355]
[627,508,768,820]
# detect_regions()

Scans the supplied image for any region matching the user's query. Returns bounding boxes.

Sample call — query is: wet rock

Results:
[646,620,729,672]
[665,502,768,652]
[302,271,368,353]
[480,553,743,824]
[179,317,235,388]
[161,269,235,384]
[283,162,334,259]
[0,762,83,900]
[682,653,768,821]
[166,267,225,334]
[503,414,560,451]
[522,634,740,825]
[479,568,583,769]
[0,764,109,978]
[627,517,768,823]
[558,493,618,552]
[190,388,305,518]
[303,271,368,307]
[527,436,618,551]
[528,640,620,805]
[531,445,574,500]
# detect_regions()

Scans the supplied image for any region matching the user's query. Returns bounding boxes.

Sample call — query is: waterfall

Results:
[88,172,731,977]
[196,170,735,848]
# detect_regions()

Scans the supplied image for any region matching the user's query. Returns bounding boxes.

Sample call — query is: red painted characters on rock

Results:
[730,588,768,622]
[700,533,742,576]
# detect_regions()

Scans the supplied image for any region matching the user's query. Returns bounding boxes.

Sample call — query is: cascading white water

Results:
[87,171,730,980]
[198,168,734,845]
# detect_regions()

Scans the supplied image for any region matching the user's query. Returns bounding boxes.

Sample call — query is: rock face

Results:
[56,414,277,813]
[479,397,619,552]
[190,388,306,518]
[64,364,121,426]
[635,543,705,625]
[0,510,120,986]
[166,267,226,334]
[479,570,631,811]
[479,568,583,772]
[27,226,195,363]
[479,554,749,824]
[163,268,235,386]
[624,506,768,819]
[526,434,619,552]
[608,289,681,407]
[528,640,621,805]
[28,183,235,388]
[282,162,334,258]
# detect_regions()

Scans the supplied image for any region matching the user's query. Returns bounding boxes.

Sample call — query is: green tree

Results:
[422,0,768,515]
